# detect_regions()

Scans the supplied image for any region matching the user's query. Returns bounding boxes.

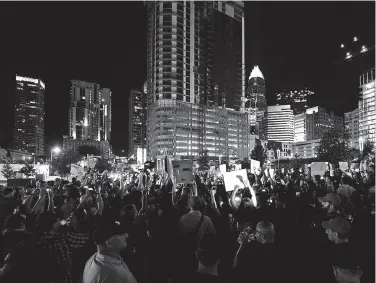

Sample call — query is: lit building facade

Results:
[145,1,246,159]
[292,139,321,159]
[246,66,267,138]
[358,68,376,146]
[148,100,249,161]
[263,105,294,143]
[128,89,146,155]
[69,80,111,142]
[276,87,313,115]
[344,108,359,149]
[266,141,292,160]
[294,106,344,142]
[14,75,45,156]
[63,137,111,158]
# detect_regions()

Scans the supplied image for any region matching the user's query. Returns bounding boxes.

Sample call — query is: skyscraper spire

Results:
[249,65,264,80]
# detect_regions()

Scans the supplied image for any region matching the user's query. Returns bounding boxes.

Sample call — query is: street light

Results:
[50,147,61,166]
[32,153,35,165]
[276,149,281,173]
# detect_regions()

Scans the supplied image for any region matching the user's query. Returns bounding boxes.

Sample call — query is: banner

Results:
[339,162,349,171]
[222,169,248,192]
[310,162,328,176]
[172,160,194,184]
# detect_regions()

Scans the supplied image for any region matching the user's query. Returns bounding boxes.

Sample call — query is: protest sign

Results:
[234,164,242,171]
[219,164,227,174]
[171,160,194,183]
[250,159,260,174]
[222,169,248,192]
[210,166,216,173]
[350,163,360,170]
[69,164,85,181]
[339,162,349,171]
[310,162,328,176]
[329,163,334,177]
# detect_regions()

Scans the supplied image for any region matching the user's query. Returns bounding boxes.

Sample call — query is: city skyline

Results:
[0,1,374,154]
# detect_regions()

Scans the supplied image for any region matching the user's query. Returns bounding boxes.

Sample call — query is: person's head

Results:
[36,211,60,232]
[341,174,353,186]
[318,193,342,213]
[189,196,204,211]
[2,213,26,232]
[94,219,128,254]
[197,233,220,269]
[121,204,137,220]
[322,217,351,243]
[64,185,80,203]
[255,221,275,244]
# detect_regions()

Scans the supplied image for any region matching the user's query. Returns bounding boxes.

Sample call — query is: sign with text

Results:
[250,159,260,175]
[70,164,85,181]
[219,164,227,174]
[172,160,194,183]
[310,162,328,176]
[222,169,248,192]
[339,162,349,171]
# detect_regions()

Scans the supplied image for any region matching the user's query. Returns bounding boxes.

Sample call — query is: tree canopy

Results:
[315,129,351,165]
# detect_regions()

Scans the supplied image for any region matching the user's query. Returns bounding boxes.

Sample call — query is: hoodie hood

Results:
[333,266,362,283]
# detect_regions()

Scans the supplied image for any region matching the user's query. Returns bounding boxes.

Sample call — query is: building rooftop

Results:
[249,65,264,80]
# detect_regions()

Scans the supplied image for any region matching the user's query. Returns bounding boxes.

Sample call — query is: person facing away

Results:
[82,218,137,283]
[170,233,228,283]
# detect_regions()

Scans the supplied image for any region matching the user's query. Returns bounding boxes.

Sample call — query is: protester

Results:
[82,219,137,283]
[0,155,373,283]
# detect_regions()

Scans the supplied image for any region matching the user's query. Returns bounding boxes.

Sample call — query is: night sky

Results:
[0,1,374,155]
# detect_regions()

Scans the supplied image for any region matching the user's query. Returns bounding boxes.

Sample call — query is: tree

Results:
[251,139,267,167]
[362,140,375,158]
[0,147,9,163]
[197,149,210,171]
[315,129,351,165]
[19,164,35,177]
[53,150,82,177]
[78,146,100,156]
[95,158,112,173]
[1,163,15,179]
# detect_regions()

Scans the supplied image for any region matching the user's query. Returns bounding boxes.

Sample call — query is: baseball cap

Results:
[318,193,341,206]
[93,219,128,245]
[321,217,351,236]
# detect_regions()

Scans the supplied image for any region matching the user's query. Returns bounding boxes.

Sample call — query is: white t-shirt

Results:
[83,252,137,283]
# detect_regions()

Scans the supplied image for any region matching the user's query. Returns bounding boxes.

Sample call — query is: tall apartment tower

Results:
[359,68,375,146]
[14,75,45,156]
[246,65,266,137]
[344,108,359,149]
[263,105,294,143]
[276,87,313,115]
[69,80,111,141]
[145,1,246,160]
[128,89,146,155]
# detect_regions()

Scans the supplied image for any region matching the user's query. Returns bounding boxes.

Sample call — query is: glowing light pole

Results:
[50,147,61,166]
[276,149,281,173]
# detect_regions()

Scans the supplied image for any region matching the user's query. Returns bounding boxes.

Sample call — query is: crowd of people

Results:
[0,157,374,283]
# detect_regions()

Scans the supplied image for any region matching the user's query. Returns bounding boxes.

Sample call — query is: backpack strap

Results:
[196,214,205,234]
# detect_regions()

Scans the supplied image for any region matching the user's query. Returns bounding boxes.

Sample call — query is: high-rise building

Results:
[99,88,112,142]
[14,75,45,156]
[294,106,344,142]
[359,68,375,146]
[263,105,294,143]
[128,89,146,156]
[148,100,249,163]
[276,88,313,115]
[246,66,266,137]
[344,108,359,149]
[145,1,246,160]
[68,80,111,142]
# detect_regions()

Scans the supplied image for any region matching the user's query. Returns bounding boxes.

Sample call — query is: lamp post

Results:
[32,153,35,166]
[276,149,280,173]
[50,147,61,167]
